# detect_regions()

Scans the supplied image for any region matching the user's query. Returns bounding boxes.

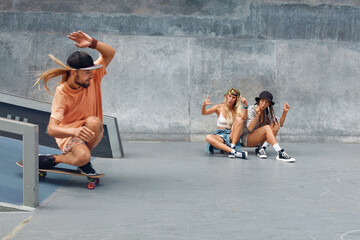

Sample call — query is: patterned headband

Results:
[225,88,240,97]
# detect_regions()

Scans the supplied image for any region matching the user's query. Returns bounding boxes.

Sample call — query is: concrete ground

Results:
[1,141,360,240]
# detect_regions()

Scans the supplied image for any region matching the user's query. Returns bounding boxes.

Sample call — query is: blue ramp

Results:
[0,136,74,206]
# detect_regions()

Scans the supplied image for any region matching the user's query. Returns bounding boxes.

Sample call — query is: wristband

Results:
[89,38,98,49]
[243,105,249,109]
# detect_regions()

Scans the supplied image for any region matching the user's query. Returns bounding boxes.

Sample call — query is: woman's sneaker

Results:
[39,154,57,169]
[229,150,248,159]
[255,147,267,159]
[276,149,296,162]
[78,162,97,176]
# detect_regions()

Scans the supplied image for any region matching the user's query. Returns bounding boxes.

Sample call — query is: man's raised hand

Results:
[67,30,93,48]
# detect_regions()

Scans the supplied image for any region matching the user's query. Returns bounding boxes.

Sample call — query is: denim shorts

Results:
[205,128,243,154]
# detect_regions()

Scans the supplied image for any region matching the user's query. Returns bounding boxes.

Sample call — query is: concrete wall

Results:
[1,1,359,142]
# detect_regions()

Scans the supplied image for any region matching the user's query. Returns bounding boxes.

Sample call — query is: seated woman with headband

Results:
[202,88,248,158]
[241,90,295,162]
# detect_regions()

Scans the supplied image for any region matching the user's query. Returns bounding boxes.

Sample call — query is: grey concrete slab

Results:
[1,142,360,240]
[101,35,191,141]
[0,212,34,239]
[275,40,360,143]
[4,0,360,15]
[0,206,28,212]
[2,30,359,143]
[2,3,360,41]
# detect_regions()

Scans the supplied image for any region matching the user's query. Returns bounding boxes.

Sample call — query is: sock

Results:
[231,143,235,149]
[231,149,236,154]
[262,142,270,149]
[273,143,282,152]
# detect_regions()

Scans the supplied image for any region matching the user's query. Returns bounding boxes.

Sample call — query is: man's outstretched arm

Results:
[67,30,116,68]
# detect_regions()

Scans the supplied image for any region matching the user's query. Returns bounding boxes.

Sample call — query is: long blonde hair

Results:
[223,88,242,126]
[33,54,74,94]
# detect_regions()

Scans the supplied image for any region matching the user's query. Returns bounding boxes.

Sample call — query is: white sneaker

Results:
[229,150,248,159]
[276,149,295,162]
[256,147,267,159]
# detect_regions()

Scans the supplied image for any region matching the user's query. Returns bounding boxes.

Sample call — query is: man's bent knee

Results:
[85,116,103,130]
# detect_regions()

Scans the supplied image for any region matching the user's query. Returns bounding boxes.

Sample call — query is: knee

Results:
[264,125,274,134]
[85,116,103,130]
[205,135,213,143]
[234,117,243,126]
[85,116,102,125]
[264,125,271,131]
[236,116,243,123]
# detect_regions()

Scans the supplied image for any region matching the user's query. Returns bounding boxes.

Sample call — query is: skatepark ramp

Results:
[0,117,39,208]
[0,92,124,158]
[0,92,124,209]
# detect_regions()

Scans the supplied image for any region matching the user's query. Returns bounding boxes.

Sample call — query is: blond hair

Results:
[223,93,242,127]
[33,54,75,94]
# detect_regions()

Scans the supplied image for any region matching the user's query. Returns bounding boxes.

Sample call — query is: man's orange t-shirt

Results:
[50,59,107,152]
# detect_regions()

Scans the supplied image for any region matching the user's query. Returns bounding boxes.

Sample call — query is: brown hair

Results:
[255,101,278,125]
[268,105,278,125]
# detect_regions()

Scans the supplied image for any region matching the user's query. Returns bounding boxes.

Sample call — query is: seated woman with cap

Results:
[201,88,249,158]
[240,90,295,162]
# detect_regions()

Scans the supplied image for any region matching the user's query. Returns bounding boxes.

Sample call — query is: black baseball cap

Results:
[67,51,102,70]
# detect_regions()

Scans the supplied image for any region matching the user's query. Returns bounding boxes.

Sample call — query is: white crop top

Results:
[217,113,231,128]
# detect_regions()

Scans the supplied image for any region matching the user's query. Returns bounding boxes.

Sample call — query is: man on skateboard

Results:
[34,30,116,175]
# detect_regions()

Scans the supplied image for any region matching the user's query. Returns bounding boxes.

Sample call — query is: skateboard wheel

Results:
[39,171,47,178]
[87,182,95,190]
[95,178,100,184]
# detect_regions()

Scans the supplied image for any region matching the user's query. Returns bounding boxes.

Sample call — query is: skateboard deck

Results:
[16,161,104,189]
